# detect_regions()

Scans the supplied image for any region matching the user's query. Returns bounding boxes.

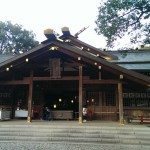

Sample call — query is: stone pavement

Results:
[0,120,150,150]
[0,141,150,150]
[0,119,147,127]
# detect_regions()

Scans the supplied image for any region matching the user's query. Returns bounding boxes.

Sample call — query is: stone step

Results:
[0,124,150,145]
[0,126,149,134]
[0,130,150,138]
[0,135,149,145]
[0,131,134,138]
[0,129,150,145]
[0,127,150,135]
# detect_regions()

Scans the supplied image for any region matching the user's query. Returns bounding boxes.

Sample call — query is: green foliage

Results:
[0,21,39,54]
[95,0,150,48]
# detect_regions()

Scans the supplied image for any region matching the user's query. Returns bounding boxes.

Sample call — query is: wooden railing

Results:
[126,116,150,124]
[140,116,150,124]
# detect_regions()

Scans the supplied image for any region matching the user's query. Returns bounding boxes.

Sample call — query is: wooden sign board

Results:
[49,59,61,78]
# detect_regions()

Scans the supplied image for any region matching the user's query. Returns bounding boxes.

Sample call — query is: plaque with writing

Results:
[49,59,61,78]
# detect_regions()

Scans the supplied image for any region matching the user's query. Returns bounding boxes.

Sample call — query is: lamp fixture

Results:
[98,66,101,69]
[120,74,123,79]
[49,46,58,50]
[64,39,71,42]
[94,62,97,65]
[26,58,29,62]
[53,104,57,108]
[71,100,74,103]
[104,57,111,60]
[6,67,9,71]
[78,57,81,61]
[59,98,62,102]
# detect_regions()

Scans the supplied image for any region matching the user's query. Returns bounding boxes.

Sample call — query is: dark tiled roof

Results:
[108,50,150,62]
[108,50,150,70]
[0,54,15,63]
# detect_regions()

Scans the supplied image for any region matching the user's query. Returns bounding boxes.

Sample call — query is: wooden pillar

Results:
[79,65,83,123]
[103,91,106,106]
[116,87,119,110]
[99,92,102,111]
[82,89,86,106]
[115,86,119,121]
[118,81,124,124]
[99,71,101,80]
[27,70,33,123]
[11,85,16,119]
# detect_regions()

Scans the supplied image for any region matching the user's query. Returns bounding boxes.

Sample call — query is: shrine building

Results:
[0,27,150,124]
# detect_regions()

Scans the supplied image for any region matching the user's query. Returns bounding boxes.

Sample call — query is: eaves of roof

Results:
[0,54,15,63]
[0,41,53,67]
[53,41,150,86]
[0,39,150,86]
[67,36,118,60]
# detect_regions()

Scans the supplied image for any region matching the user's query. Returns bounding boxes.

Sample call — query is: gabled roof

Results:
[0,27,150,87]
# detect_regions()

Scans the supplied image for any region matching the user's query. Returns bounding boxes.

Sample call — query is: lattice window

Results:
[123,92,150,107]
[105,92,116,106]
[86,91,99,105]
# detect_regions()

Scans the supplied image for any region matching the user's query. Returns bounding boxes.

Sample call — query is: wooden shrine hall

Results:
[0,27,150,124]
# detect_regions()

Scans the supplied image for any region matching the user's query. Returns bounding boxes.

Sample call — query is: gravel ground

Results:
[0,142,150,150]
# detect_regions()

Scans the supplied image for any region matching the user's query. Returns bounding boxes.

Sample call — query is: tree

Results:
[0,21,39,54]
[95,0,150,48]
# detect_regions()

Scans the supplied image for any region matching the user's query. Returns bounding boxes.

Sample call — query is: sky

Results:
[0,0,107,48]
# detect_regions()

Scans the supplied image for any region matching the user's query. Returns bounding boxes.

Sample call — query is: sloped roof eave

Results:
[0,39,150,86]
[0,41,53,67]
[53,41,150,86]
[63,36,118,60]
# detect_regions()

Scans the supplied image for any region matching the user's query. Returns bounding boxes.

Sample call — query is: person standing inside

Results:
[82,105,88,122]
[45,107,50,121]
[41,105,46,120]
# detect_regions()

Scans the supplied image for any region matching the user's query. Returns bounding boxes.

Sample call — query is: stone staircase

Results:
[0,123,150,146]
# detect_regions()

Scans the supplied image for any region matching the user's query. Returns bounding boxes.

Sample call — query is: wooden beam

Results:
[32,76,79,81]
[99,71,102,80]
[27,70,33,123]
[83,79,118,84]
[79,65,83,123]
[118,81,124,124]
[0,80,29,85]
[24,76,90,81]
[0,78,118,85]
